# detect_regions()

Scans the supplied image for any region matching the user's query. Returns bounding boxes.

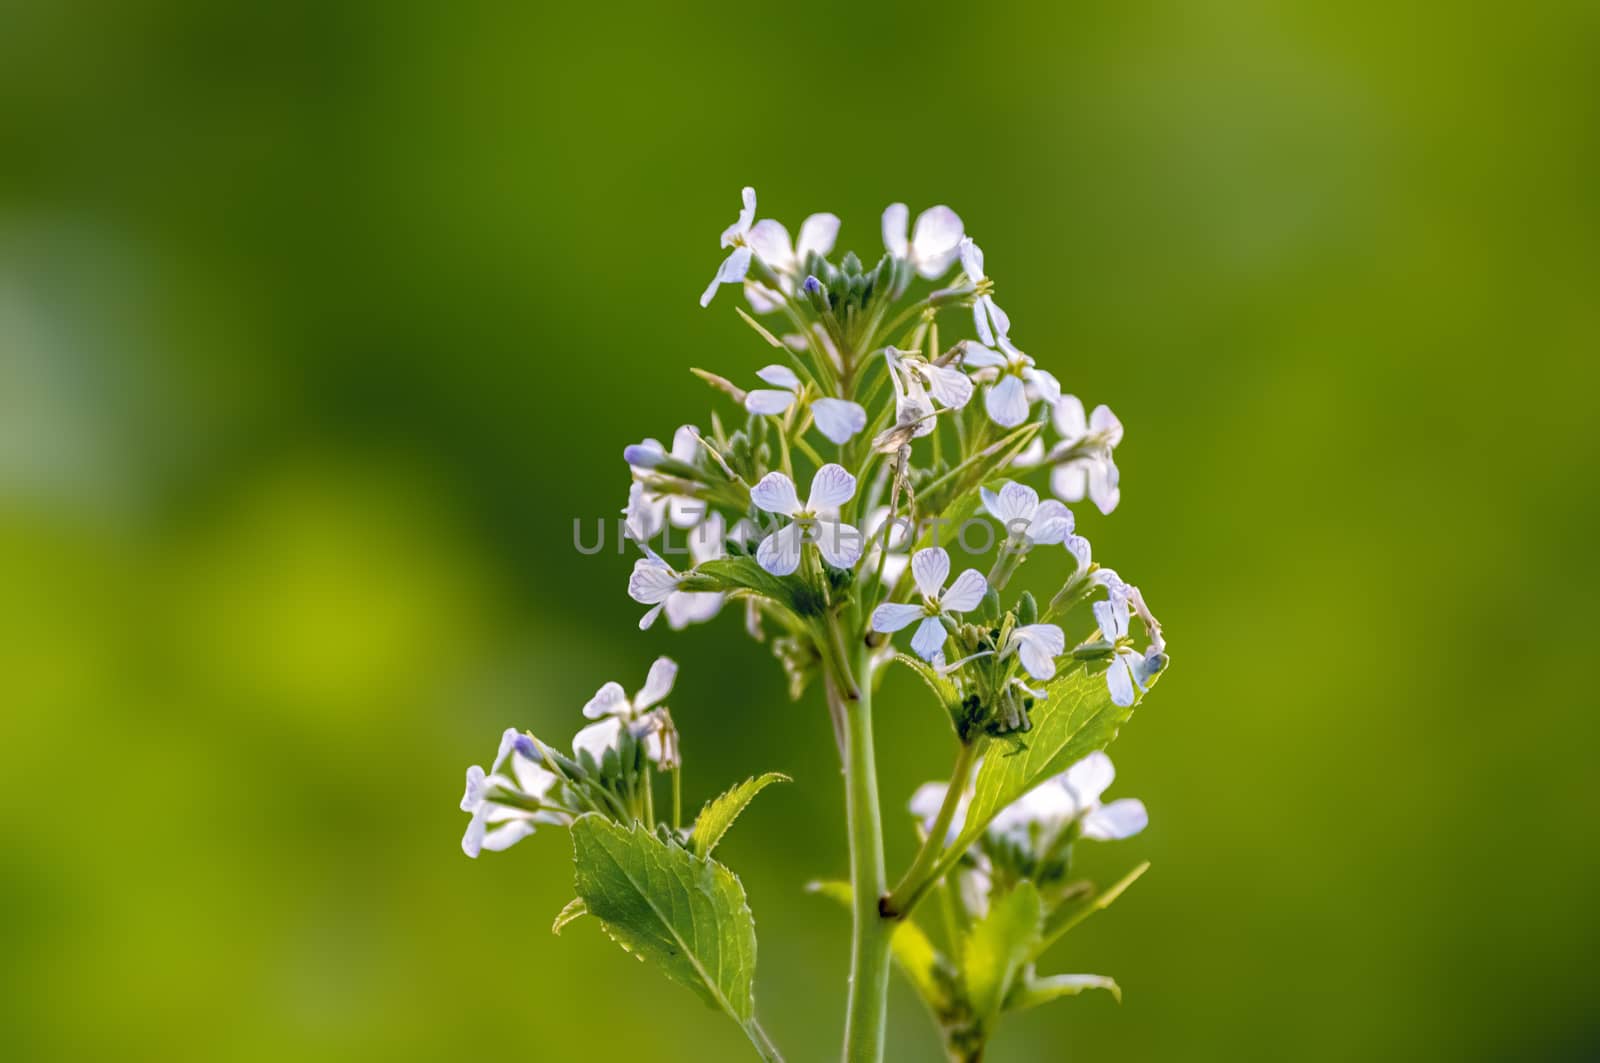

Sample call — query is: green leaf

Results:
[696,556,808,615]
[1005,972,1121,1012]
[952,662,1162,852]
[571,815,757,1024]
[551,897,587,935]
[962,881,1043,1023]
[806,880,954,1016]
[891,653,963,726]
[692,773,790,860]
[1036,861,1150,959]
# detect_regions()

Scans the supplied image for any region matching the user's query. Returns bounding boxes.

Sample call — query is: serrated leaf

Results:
[693,773,790,860]
[571,815,756,1024]
[697,556,807,615]
[1005,972,1121,1012]
[952,663,1162,852]
[551,897,587,935]
[892,653,963,726]
[962,881,1043,1022]
[806,880,954,1016]
[1036,861,1149,959]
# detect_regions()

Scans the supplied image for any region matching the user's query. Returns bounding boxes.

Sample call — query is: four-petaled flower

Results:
[751,464,862,576]
[1093,593,1163,707]
[1049,395,1124,514]
[744,364,867,444]
[460,728,564,857]
[871,547,988,661]
[882,203,965,279]
[989,751,1148,844]
[957,238,1010,347]
[981,480,1075,544]
[1002,622,1067,681]
[573,656,678,764]
[623,424,705,534]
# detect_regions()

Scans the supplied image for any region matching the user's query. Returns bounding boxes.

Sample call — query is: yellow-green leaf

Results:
[692,773,790,860]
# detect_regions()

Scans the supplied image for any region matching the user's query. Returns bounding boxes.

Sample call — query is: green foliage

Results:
[1005,973,1121,1012]
[952,662,1162,852]
[963,882,1043,1022]
[570,815,758,1025]
[697,556,808,616]
[692,773,790,860]
[550,897,587,935]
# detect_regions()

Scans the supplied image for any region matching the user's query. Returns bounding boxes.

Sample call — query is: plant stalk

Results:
[834,643,892,1063]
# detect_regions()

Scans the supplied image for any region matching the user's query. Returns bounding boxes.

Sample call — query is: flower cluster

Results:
[459,188,1174,1063]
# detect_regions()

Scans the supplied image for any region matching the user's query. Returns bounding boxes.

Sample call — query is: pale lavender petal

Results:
[941,569,988,613]
[911,547,951,599]
[910,615,948,661]
[750,471,802,515]
[871,602,925,633]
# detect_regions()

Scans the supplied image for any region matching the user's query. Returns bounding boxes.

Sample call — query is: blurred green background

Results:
[3,1,1596,1060]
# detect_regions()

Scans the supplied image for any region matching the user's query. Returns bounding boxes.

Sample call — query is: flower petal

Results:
[1104,655,1135,706]
[1093,596,1129,641]
[1053,395,1088,439]
[924,363,974,408]
[807,463,857,510]
[1082,798,1148,840]
[1062,751,1115,809]
[941,569,988,613]
[1028,500,1075,545]
[582,681,630,720]
[910,206,964,277]
[995,480,1039,525]
[1025,367,1061,405]
[810,398,867,444]
[985,374,1030,428]
[745,389,798,416]
[756,520,804,576]
[813,519,862,569]
[755,363,801,390]
[1089,459,1121,514]
[635,656,678,710]
[911,547,951,599]
[628,555,679,605]
[750,471,802,515]
[962,344,1007,369]
[958,237,985,281]
[481,819,537,852]
[1051,462,1089,502]
[746,218,794,270]
[910,615,948,661]
[1090,403,1124,447]
[909,781,947,823]
[871,601,926,633]
[796,213,841,259]
[572,717,623,762]
[721,186,757,247]
[1065,534,1093,573]
[700,246,752,307]
[881,202,909,258]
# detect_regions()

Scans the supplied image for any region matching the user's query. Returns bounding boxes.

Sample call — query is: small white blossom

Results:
[882,203,965,279]
[910,777,971,844]
[748,212,841,278]
[1093,594,1164,707]
[460,728,564,858]
[990,751,1148,844]
[573,657,677,764]
[743,365,867,445]
[750,464,862,576]
[980,481,1075,544]
[964,338,1061,428]
[623,424,705,532]
[957,238,1010,347]
[1003,622,1066,681]
[664,512,727,630]
[701,187,758,307]
[871,547,988,661]
[1049,396,1124,514]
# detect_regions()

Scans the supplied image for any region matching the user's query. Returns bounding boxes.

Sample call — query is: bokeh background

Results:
[3,2,1596,1060]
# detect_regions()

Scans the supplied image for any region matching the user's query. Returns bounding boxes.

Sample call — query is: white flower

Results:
[627,548,682,630]
[701,187,758,307]
[1065,533,1093,579]
[964,338,1061,428]
[882,203,965,279]
[910,777,972,843]
[747,212,841,278]
[1049,396,1124,514]
[750,464,862,575]
[664,512,727,630]
[990,751,1147,844]
[980,481,1075,544]
[743,365,866,444]
[871,547,988,661]
[1002,622,1066,681]
[624,424,705,532]
[1093,594,1164,707]
[957,238,1011,347]
[460,728,564,858]
[573,657,677,764]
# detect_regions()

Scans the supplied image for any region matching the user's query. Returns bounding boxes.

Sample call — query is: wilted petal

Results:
[985,374,1029,428]
[796,213,841,259]
[814,519,862,569]
[583,681,630,720]
[635,656,678,710]
[941,569,988,613]
[871,602,925,633]
[756,520,804,576]
[750,471,802,516]
[1082,798,1148,841]
[807,463,857,510]
[911,547,951,599]
[811,398,867,444]
[910,615,948,661]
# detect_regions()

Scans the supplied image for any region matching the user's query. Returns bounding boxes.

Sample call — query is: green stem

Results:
[835,645,891,1063]
[744,1017,785,1061]
[882,740,980,916]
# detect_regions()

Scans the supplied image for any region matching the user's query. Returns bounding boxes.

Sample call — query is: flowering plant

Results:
[458,190,1170,1062]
